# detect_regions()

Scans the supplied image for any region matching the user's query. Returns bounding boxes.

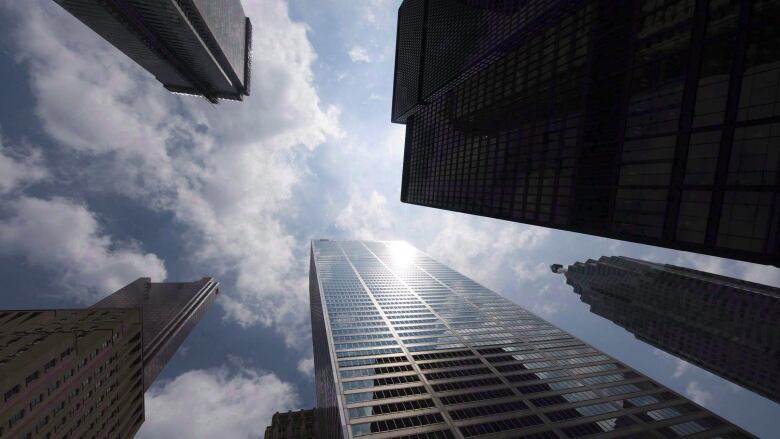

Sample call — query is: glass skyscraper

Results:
[310,240,752,438]
[53,0,252,103]
[392,0,780,267]
[554,256,780,405]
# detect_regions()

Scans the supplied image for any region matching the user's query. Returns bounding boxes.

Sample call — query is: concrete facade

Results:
[0,309,144,439]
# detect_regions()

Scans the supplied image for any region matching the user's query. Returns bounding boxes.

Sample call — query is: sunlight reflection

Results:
[387,241,417,263]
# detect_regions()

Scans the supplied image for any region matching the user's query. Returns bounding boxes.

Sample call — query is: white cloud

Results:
[426,215,550,286]
[336,190,393,240]
[685,380,713,405]
[347,45,371,63]
[138,365,298,439]
[4,0,340,346]
[513,262,550,281]
[674,251,780,288]
[0,134,47,194]
[297,357,314,379]
[0,197,166,302]
[673,359,691,378]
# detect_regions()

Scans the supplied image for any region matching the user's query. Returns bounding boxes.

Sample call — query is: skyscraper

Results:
[0,277,217,438]
[264,409,319,439]
[554,256,780,405]
[310,240,752,438]
[0,309,144,438]
[91,277,219,390]
[392,0,780,266]
[53,0,252,103]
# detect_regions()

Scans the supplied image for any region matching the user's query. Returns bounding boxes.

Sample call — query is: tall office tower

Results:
[53,0,252,103]
[0,277,217,438]
[264,409,319,439]
[0,309,145,438]
[91,277,219,390]
[554,256,780,404]
[392,0,780,266]
[310,240,752,439]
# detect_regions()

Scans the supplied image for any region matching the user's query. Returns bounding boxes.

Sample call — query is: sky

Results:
[0,1,778,438]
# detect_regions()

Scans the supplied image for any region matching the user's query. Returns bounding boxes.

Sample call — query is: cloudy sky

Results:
[0,1,778,437]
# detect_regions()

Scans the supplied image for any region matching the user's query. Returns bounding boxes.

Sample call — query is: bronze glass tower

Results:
[0,277,217,438]
[555,256,780,404]
[392,0,780,266]
[52,0,252,103]
[310,240,752,439]
[90,277,219,391]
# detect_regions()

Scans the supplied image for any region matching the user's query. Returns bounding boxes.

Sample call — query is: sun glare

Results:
[388,241,417,263]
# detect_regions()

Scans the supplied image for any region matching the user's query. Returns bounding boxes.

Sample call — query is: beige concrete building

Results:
[0,309,144,439]
[0,277,218,438]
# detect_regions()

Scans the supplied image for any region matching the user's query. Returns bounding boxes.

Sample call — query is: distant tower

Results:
[309,240,751,438]
[392,0,780,266]
[557,256,780,404]
[0,277,217,438]
[53,0,252,103]
[264,409,319,439]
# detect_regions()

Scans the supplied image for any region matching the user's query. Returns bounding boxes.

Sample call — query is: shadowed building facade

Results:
[392,0,780,266]
[310,240,752,439]
[53,0,252,103]
[554,256,780,404]
[0,309,144,438]
[264,408,319,439]
[0,277,217,438]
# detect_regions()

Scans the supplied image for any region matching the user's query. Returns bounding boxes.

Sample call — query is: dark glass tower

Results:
[392,0,780,266]
[53,0,252,103]
[91,277,219,390]
[310,240,752,439]
[555,256,780,404]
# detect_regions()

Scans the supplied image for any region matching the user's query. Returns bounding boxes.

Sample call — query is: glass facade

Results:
[90,277,220,391]
[53,0,251,102]
[393,0,780,267]
[310,240,751,439]
[558,255,780,405]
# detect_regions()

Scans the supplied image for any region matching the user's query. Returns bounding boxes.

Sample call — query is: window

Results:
[351,413,444,436]
[448,400,528,420]
[458,414,543,437]
[345,386,427,404]
[439,388,514,405]
[25,371,40,385]
[4,385,20,402]
[348,399,435,418]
